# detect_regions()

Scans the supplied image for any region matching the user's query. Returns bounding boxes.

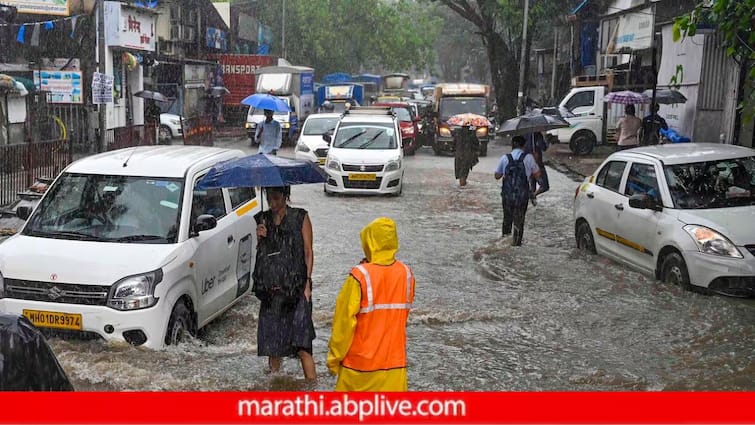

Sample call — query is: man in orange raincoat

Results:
[327,217,416,391]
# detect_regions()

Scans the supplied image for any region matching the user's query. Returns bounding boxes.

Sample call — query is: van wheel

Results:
[165,301,194,346]
[570,132,595,155]
[575,220,596,254]
[660,252,691,291]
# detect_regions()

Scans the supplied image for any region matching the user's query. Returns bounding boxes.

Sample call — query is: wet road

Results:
[49,139,755,391]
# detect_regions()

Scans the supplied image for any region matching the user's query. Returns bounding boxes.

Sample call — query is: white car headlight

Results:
[108,269,163,310]
[385,159,401,172]
[0,271,5,298]
[683,225,743,258]
[296,143,311,153]
[327,159,341,171]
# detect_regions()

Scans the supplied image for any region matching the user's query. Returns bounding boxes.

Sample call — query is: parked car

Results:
[371,102,419,155]
[573,143,755,297]
[323,107,404,196]
[0,146,261,348]
[159,113,183,141]
[294,113,341,166]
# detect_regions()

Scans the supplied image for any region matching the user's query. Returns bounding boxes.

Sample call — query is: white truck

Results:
[546,85,632,155]
[247,65,316,146]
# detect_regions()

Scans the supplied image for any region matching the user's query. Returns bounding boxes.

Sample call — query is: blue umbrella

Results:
[240,93,291,112]
[197,153,326,191]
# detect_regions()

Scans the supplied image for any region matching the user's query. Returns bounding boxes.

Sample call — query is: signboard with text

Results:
[104,1,156,52]
[2,0,69,16]
[92,72,114,105]
[607,7,654,53]
[33,70,83,104]
[205,54,276,106]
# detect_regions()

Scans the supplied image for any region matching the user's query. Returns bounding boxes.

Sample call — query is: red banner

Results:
[1,392,754,424]
[205,54,276,106]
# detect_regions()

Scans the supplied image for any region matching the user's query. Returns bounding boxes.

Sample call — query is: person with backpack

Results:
[494,135,543,246]
[523,131,549,205]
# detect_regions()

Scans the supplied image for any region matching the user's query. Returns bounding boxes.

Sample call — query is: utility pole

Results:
[97,0,107,153]
[281,0,286,59]
[517,0,530,116]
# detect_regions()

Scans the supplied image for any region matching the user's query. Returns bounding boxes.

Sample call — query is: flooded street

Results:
[49,139,755,391]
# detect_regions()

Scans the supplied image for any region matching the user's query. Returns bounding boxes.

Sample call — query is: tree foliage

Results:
[673,0,755,120]
[433,0,569,119]
[255,0,441,78]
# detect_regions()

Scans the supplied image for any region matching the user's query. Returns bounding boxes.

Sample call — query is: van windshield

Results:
[439,97,486,121]
[23,173,183,243]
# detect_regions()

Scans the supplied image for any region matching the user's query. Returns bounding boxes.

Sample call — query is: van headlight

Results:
[297,143,311,153]
[0,271,5,298]
[683,225,743,258]
[439,127,451,137]
[385,159,401,172]
[476,127,488,137]
[108,269,163,310]
[327,159,341,171]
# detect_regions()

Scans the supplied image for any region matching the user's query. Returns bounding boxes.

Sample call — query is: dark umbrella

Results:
[196,153,326,210]
[642,89,687,105]
[240,93,291,112]
[498,112,571,136]
[133,90,171,103]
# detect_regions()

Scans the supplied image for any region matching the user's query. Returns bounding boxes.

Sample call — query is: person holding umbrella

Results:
[641,104,668,146]
[615,104,643,149]
[253,185,316,381]
[255,109,283,155]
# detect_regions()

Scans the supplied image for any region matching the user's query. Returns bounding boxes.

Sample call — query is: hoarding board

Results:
[2,0,69,16]
[207,55,276,105]
[34,70,84,104]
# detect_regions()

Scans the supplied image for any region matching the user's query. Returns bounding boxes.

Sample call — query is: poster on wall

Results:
[33,70,84,104]
[2,0,70,16]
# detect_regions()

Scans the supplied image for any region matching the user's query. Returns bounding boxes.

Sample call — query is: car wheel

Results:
[159,125,172,143]
[660,252,692,291]
[165,301,194,346]
[570,132,595,155]
[575,220,596,254]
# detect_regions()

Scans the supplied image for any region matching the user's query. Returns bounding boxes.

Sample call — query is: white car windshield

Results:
[23,174,183,243]
[664,156,755,209]
[303,117,339,135]
[333,123,397,150]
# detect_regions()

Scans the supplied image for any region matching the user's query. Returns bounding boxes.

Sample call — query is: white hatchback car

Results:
[294,113,341,166]
[0,146,260,348]
[323,107,404,196]
[574,143,755,296]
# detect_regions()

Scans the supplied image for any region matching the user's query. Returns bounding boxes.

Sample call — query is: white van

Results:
[0,146,259,349]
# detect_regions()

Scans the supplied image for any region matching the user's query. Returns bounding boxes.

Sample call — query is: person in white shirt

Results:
[255,109,282,155]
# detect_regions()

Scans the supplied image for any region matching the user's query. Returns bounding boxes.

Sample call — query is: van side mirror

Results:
[16,206,31,220]
[322,134,332,144]
[192,214,217,236]
[628,194,662,211]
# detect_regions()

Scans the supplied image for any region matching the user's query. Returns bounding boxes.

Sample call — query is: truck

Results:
[352,74,382,105]
[433,83,491,156]
[316,83,364,112]
[206,54,276,123]
[246,65,315,145]
[545,85,642,155]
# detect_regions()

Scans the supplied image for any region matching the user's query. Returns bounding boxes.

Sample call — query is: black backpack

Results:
[502,153,531,206]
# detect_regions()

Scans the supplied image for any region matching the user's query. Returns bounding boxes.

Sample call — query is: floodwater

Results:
[47,140,755,391]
